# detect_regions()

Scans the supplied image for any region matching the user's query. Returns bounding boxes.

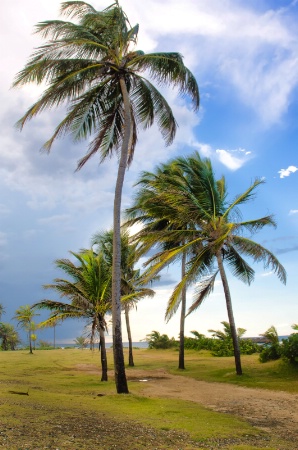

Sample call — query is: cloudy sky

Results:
[1,0,297,345]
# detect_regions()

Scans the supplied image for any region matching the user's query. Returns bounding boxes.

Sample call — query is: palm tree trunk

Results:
[99,321,108,382]
[111,76,130,394]
[29,330,33,354]
[216,252,242,375]
[178,251,186,369]
[124,304,134,367]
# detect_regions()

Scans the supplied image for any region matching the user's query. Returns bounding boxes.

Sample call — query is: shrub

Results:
[259,343,281,363]
[145,331,177,349]
[281,333,298,365]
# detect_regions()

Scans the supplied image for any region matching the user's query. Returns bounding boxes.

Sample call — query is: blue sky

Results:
[0,0,297,345]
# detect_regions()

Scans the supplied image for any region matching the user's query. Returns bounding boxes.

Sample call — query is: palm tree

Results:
[92,229,155,366]
[208,321,246,340]
[0,323,20,350]
[13,305,39,354]
[136,152,286,375]
[34,250,112,381]
[13,1,199,394]
[125,161,191,369]
[0,302,5,320]
[259,325,279,345]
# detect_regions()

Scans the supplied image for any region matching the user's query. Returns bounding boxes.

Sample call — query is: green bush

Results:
[281,333,298,365]
[145,331,178,349]
[259,343,281,363]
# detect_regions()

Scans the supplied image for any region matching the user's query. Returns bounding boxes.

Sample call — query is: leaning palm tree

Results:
[125,161,192,369]
[33,250,112,381]
[13,305,39,354]
[136,152,286,375]
[13,0,199,393]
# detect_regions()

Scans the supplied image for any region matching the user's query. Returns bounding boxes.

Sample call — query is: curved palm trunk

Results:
[99,320,108,382]
[111,77,130,394]
[216,252,242,375]
[178,251,187,369]
[124,304,134,367]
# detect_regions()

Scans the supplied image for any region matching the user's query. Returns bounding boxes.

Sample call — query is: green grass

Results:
[128,348,298,393]
[0,348,296,449]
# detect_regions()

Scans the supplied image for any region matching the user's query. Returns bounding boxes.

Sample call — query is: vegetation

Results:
[92,229,155,367]
[259,326,282,363]
[127,152,286,376]
[74,336,89,349]
[13,305,39,354]
[13,0,199,394]
[281,332,298,365]
[33,250,112,381]
[0,348,297,449]
[0,322,20,350]
[145,330,178,349]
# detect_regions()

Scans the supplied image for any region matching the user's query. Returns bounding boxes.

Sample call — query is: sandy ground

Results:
[126,368,298,443]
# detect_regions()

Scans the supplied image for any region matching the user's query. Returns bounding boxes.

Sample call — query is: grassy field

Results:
[0,347,297,449]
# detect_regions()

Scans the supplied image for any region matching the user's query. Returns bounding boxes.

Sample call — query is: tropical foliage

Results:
[0,323,20,351]
[259,325,281,363]
[13,305,39,354]
[128,152,286,375]
[145,330,177,349]
[33,250,112,381]
[92,229,155,366]
[13,0,199,394]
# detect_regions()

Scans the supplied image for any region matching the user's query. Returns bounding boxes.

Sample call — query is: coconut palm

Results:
[13,0,199,393]
[92,229,155,366]
[259,325,279,345]
[13,305,39,354]
[137,152,286,375]
[33,250,112,381]
[125,161,191,369]
[208,321,246,340]
[0,323,20,350]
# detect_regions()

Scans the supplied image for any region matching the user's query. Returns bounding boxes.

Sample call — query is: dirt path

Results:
[127,368,298,443]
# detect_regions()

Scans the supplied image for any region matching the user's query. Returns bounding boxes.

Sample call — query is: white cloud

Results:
[278,165,298,178]
[216,148,252,170]
[260,271,274,277]
[289,209,298,215]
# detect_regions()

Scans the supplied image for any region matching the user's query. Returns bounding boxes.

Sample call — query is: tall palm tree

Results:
[13,1,199,393]
[125,161,191,369]
[13,305,39,354]
[134,152,286,375]
[33,250,112,381]
[92,229,155,366]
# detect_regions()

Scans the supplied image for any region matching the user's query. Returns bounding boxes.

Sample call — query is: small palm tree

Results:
[209,321,246,340]
[92,229,155,366]
[135,152,286,375]
[13,305,39,354]
[13,0,199,394]
[0,323,20,350]
[259,325,279,345]
[292,324,298,331]
[34,250,112,381]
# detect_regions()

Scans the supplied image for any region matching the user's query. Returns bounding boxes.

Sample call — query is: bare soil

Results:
[1,365,297,449]
[126,367,298,445]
